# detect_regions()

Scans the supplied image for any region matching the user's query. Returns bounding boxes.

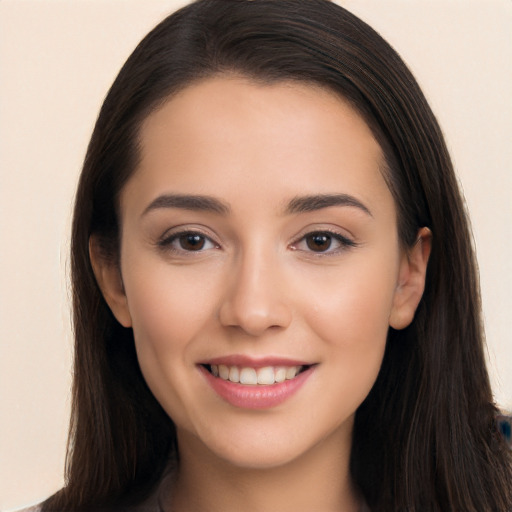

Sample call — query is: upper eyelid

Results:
[156,229,220,254]
[291,226,356,244]
[158,225,218,242]
[289,229,358,254]
[291,220,356,238]
[155,225,357,250]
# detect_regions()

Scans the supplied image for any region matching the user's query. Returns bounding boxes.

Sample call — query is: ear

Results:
[389,227,432,330]
[89,236,132,328]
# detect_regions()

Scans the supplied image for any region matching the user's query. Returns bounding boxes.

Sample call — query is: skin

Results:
[92,76,430,512]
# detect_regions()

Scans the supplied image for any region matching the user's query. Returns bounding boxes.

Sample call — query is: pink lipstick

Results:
[198,357,315,409]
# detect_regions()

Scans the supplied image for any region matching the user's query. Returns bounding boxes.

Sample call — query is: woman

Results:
[24,0,512,510]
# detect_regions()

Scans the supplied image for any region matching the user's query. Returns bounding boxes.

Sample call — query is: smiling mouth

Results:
[203,364,310,385]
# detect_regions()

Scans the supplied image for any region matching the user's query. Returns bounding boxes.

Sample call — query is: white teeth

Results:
[228,366,239,383]
[209,364,304,385]
[239,367,258,385]
[257,366,275,385]
[286,367,298,380]
[218,364,229,380]
[275,367,287,383]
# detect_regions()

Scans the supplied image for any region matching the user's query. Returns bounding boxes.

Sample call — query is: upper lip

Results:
[198,355,314,368]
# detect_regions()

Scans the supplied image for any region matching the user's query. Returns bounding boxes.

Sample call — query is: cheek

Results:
[298,254,398,399]
[121,257,221,388]
[124,258,219,349]
[304,261,397,343]
[121,261,225,430]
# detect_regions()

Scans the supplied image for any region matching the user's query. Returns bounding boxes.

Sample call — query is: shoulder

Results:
[11,501,158,512]
[10,499,163,512]
[12,466,175,512]
[17,470,174,512]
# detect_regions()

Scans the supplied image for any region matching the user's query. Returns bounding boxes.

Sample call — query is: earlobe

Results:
[389,227,432,330]
[89,236,132,328]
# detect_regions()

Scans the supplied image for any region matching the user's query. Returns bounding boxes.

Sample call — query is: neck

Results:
[169,424,362,512]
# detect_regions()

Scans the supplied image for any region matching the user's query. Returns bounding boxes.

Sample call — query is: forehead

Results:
[139,76,381,164]
[122,76,392,219]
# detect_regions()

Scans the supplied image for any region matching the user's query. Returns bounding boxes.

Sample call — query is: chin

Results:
[186,412,353,472]
[208,438,309,470]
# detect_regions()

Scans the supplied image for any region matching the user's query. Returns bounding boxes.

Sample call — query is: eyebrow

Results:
[141,192,372,218]
[142,194,231,216]
[285,194,372,216]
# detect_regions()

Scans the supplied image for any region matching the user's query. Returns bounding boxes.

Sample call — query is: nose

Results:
[218,248,292,336]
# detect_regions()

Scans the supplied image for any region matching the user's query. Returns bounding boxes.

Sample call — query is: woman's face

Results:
[100,76,425,469]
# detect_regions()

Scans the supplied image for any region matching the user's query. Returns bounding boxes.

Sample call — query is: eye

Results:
[159,231,218,253]
[306,233,334,252]
[291,230,356,254]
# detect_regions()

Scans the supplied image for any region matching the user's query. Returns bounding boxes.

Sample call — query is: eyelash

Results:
[290,230,357,255]
[157,230,219,254]
[157,229,357,256]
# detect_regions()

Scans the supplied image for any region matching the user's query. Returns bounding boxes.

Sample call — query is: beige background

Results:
[1,0,510,509]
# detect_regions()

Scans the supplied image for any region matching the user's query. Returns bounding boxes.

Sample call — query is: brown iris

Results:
[306,233,332,252]
[179,234,206,251]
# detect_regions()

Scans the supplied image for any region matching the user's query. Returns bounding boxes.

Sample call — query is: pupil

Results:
[180,234,205,250]
[307,234,331,252]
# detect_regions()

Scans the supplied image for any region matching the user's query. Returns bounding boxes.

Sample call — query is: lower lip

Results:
[199,365,314,409]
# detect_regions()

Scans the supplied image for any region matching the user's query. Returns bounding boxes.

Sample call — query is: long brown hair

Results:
[43,1,512,510]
